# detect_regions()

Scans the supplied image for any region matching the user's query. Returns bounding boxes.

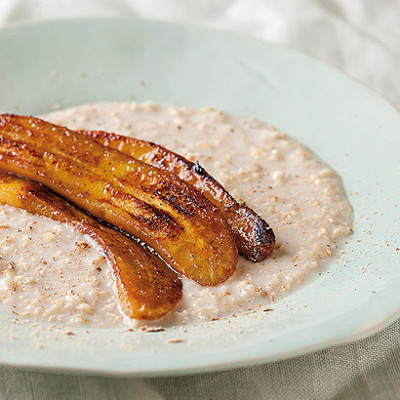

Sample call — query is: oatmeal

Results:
[0,205,121,326]
[0,101,352,326]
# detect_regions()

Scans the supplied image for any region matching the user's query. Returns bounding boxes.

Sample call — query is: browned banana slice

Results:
[0,115,238,286]
[80,129,275,261]
[0,171,182,320]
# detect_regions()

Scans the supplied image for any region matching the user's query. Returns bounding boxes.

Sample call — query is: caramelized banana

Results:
[0,114,238,286]
[80,129,275,261]
[0,171,182,320]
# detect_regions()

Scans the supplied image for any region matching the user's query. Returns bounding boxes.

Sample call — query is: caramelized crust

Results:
[80,129,275,261]
[0,171,182,320]
[0,114,238,286]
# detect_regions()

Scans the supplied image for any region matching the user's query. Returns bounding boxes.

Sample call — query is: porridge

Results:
[0,102,353,326]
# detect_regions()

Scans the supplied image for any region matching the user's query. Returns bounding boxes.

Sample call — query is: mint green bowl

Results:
[0,19,399,377]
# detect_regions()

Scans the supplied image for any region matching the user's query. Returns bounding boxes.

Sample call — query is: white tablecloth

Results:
[1,0,399,109]
[0,1,399,399]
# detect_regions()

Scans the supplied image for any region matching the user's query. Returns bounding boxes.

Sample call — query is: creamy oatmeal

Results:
[0,205,122,326]
[0,101,352,326]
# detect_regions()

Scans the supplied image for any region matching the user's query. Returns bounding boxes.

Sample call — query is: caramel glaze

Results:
[0,114,238,286]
